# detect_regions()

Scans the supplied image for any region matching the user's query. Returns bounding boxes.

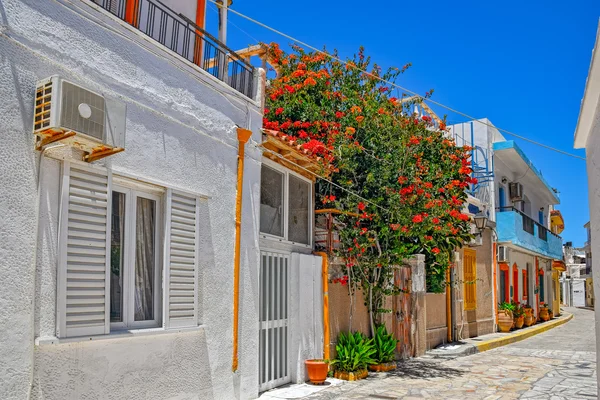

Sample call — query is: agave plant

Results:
[330,331,376,373]
[373,325,398,364]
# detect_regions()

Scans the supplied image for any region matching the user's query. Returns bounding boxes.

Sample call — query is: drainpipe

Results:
[232,127,252,372]
[492,241,498,327]
[446,267,452,343]
[314,252,330,360]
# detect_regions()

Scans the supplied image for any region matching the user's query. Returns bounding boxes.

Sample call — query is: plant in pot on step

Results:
[497,301,515,332]
[539,302,550,322]
[305,359,329,385]
[523,304,534,327]
[369,324,398,372]
[330,331,376,381]
[513,303,525,329]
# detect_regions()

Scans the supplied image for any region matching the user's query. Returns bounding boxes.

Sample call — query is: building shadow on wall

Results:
[391,359,465,380]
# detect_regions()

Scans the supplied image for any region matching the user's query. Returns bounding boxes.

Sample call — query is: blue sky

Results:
[212,0,600,246]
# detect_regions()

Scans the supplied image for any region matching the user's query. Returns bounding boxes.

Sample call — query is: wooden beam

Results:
[35,131,76,150]
[84,147,124,163]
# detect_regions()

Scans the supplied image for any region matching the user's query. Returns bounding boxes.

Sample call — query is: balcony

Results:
[496,207,562,259]
[93,0,254,98]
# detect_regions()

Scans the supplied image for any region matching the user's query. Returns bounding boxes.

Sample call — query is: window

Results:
[512,264,519,303]
[260,166,284,237]
[499,263,510,303]
[463,249,476,310]
[58,162,200,338]
[260,163,312,246]
[111,185,162,329]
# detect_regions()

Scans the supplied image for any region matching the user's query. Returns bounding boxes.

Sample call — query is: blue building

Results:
[450,119,563,322]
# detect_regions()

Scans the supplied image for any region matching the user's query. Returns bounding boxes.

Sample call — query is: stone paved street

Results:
[307,307,597,399]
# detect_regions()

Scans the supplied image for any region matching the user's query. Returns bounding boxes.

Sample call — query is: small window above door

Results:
[259,162,313,247]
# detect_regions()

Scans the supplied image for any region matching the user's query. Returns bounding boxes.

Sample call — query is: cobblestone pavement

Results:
[307,307,597,399]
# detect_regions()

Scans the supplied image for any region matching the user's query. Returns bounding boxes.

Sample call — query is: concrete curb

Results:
[473,313,574,353]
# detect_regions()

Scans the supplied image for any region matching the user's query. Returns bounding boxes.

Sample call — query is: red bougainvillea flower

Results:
[275,107,284,115]
[398,176,408,184]
[298,130,308,139]
[412,215,423,223]
[432,217,440,224]
[357,202,366,211]
[335,111,344,118]
[350,105,362,113]
[422,115,431,122]
[432,247,440,254]
[409,136,420,145]
[355,115,365,123]
[304,77,317,86]
[458,213,470,221]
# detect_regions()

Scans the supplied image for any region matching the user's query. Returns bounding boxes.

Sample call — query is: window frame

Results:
[259,159,313,248]
[110,181,164,331]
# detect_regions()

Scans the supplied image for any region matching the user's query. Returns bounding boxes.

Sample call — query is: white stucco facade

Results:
[573,20,600,392]
[0,0,266,399]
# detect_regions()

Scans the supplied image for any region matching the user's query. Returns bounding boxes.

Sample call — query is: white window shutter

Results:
[57,162,111,338]
[164,189,199,329]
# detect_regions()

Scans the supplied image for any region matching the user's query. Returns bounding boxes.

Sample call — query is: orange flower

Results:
[355,116,365,123]
[292,70,306,78]
[304,77,317,86]
[350,105,362,114]
[345,127,356,135]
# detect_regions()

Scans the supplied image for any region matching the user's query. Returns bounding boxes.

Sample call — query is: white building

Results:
[449,120,564,320]
[574,22,600,390]
[0,0,272,398]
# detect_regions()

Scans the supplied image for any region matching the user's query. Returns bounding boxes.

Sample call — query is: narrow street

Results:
[308,307,597,399]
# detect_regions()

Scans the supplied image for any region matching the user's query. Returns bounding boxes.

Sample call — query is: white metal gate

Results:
[259,251,290,392]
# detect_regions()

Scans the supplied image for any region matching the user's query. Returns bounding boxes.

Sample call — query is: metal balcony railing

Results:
[92,0,255,98]
[496,206,560,242]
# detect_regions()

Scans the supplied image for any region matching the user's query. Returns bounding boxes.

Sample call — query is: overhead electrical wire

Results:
[213,0,586,161]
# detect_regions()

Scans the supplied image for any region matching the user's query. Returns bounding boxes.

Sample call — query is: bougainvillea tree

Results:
[263,43,475,334]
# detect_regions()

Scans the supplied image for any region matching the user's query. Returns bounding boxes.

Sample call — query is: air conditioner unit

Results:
[497,245,509,262]
[509,182,523,201]
[33,75,125,160]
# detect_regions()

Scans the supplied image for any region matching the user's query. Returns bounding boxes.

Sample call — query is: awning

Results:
[550,210,565,235]
[552,260,566,272]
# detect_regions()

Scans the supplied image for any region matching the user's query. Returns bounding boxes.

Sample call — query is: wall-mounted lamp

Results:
[474,214,488,236]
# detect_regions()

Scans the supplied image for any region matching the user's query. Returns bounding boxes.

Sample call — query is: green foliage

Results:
[330,331,376,372]
[373,325,398,364]
[264,44,475,330]
[498,301,516,312]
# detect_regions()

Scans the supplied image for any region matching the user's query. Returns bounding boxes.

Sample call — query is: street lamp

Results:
[473,214,488,236]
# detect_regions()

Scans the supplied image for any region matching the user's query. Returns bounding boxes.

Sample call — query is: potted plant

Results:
[513,303,525,329]
[539,302,550,322]
[369,325,398,372]
[330,331,376,381]
[305,359,329,384]
[498,302,515,332]
[523,305,534,327]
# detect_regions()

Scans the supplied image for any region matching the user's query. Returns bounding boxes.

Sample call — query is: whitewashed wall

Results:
[0,0,263,399]
[583,101,600,392]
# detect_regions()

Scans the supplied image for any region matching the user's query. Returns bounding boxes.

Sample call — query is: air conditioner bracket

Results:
[84,146,124,163]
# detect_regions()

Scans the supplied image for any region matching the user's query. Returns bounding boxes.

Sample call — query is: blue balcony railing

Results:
[496,207,562,259]
[92,0,255,98]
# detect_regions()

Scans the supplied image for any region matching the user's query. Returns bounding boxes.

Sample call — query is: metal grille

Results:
[61,81,105,141]
[92,0,254,98]
[34,80,53,131]
[259,251,290,391]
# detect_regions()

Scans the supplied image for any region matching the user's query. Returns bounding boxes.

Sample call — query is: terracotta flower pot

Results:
[305,360,328,384]
[498,310,513,332]
[539,307,550,322]
[333,369,368,381]
[368,362,396,372]
[514,315,524,329]
[523,308,534,327]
